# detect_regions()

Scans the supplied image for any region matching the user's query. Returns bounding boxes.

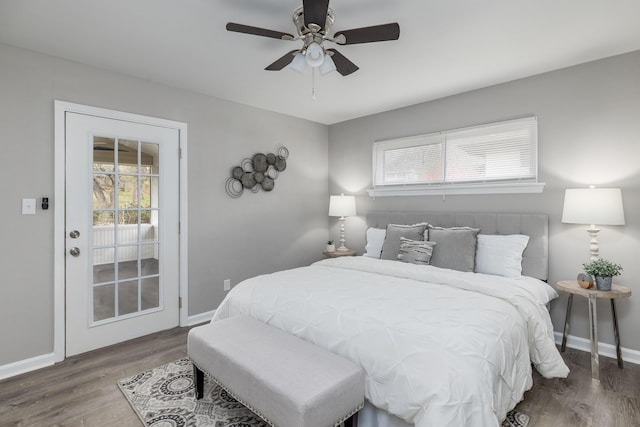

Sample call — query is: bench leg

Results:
[344,411,358,427]
[193,364,204,400]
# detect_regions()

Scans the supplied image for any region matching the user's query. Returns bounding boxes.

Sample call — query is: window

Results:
[369,116,543,197]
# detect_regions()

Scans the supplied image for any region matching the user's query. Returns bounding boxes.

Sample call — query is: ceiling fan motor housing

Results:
[293,6,334,38]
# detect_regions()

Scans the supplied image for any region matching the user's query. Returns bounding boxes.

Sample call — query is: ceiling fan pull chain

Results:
[311,67,317,100]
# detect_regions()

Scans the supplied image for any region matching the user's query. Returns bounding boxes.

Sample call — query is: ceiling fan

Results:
[226,0,400,76]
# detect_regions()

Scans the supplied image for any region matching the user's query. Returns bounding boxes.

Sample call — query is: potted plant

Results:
[325,240,335,253]
[582,259,623,291]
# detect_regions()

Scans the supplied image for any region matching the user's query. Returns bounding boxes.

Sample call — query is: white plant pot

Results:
[325,244,336,252]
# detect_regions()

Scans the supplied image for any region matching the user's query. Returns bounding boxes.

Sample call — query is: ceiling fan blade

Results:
[303,0,330,31]
[326,49,359,76]
[226,22,294,40]
[265,50,299,71]
[334,23,400,45]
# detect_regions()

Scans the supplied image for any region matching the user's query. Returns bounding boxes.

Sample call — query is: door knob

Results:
[69,230,80,238]
[69,247,81,257]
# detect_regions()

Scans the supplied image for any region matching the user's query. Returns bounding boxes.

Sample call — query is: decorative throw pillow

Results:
[427,226,480,272]
[380,223,428,261]
[363,227,387,258]
[475,234,530,278]
[397,237,436,265]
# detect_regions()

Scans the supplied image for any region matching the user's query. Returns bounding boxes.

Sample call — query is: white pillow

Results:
[364,227,386,258]
[475,234,529,278]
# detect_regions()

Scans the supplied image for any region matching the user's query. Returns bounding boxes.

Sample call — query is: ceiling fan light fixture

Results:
[290,52,307,72]
[319,54,336,75]
[305,42,325,67]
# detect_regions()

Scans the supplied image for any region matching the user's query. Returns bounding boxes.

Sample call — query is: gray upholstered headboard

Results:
[366,212,549,281]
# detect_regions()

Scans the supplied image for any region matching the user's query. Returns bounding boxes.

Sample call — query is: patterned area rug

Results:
[118,358,530,427]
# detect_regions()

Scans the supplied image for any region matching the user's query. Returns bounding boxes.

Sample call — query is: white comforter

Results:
[211,257,569,427]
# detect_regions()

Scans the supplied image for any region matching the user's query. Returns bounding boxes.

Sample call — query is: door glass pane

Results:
[141,277,160,310]
[118,210,138,225]
[94,284,115,321]
[118,280,139,316]
[140,176,151,208]
[93,137,115,171]
[117,246,138,280]
[93,247,115,283]
[117,140,139,173]
[118,175,139,209]
[141,142,159,174]
[94,210,114,227]
[141,214,156,243]
[93,174,115,210]
[91,136,163,324]
[141,244,159,276]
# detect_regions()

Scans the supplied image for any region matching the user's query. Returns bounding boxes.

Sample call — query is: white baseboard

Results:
[554,331,640,366]
[0,352,56,381]
[1,312,215,381]
[187,310,216,326]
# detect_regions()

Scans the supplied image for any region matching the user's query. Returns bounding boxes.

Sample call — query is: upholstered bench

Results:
[188,315,365,427]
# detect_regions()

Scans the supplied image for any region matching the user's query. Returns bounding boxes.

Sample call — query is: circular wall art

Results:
[225,146,289,198]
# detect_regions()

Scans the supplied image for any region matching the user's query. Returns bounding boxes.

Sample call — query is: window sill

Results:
[367,182,546,197]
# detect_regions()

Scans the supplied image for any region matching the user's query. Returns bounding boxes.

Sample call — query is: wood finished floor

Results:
[1,326,639,427]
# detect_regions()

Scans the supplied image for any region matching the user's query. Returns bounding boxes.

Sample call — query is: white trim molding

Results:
[0,353,56,381]
[554,331,640,366]
[54,100,189,363]
[368,181,545,197]
[188,310,216,326]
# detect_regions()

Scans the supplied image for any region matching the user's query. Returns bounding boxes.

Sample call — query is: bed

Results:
[211,212,569,427]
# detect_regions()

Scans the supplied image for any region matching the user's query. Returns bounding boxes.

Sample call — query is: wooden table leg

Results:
[611,299,624,368]
[588,294,599,381]
[561,294,573,352]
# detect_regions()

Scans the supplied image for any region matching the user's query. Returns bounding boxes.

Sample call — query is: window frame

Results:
[368,116,544,197]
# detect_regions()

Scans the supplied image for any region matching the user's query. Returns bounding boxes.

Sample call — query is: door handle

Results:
[69,247,81,257]
[69,230,80,238]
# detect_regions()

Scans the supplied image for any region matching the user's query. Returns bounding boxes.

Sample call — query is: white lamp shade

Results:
[329,194,356,217]
[305,42,324,67]
[319,54,336,75]
[562,188,625,225]
[290,52,307,73]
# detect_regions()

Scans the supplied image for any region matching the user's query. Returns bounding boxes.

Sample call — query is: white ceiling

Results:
[1,0,639,125]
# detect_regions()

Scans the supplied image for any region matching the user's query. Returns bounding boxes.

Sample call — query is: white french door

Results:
[65,112,180,356]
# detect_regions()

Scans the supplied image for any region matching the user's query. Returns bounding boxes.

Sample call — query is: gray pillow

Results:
[428,226,480,272]
[397,237,436,265]
[380,223,428,260]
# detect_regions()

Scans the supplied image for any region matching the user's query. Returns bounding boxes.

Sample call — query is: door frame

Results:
[53,100,189,363]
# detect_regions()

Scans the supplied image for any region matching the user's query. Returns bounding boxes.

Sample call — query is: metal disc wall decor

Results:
[225,146,289,197]
[225,177,243,198]
[266,167,279,180]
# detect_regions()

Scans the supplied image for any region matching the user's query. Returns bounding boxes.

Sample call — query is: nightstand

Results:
[556,279,631,381]
[323,249,356,258]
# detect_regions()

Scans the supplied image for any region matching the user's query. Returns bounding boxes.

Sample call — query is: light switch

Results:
[22,198,36,215]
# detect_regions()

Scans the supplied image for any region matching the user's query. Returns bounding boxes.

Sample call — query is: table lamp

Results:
[329,194,356,252]
[561,187,625,260]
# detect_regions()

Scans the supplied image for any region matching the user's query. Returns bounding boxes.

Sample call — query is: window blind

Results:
[374,134,444,186]
[372,116,538,191]
[445,117,537,183]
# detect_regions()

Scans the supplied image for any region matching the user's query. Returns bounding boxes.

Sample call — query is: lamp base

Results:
[336,216,350,253]
[586,225,600,261]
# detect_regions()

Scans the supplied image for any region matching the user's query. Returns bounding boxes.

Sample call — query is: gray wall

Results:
[0,43,328,366]
[328,50,640,353]
[2,38,638,368]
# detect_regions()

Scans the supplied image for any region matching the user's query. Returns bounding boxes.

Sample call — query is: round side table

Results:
[555,280,631,381]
